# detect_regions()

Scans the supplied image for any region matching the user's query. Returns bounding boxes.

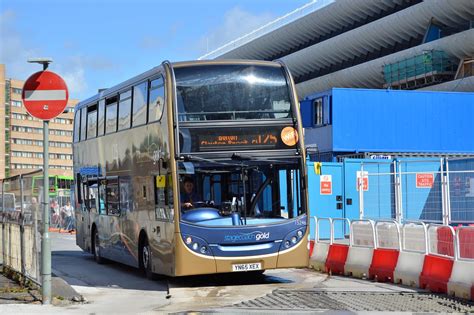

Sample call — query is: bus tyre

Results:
[141,238,155,280]
[93,229,104,264]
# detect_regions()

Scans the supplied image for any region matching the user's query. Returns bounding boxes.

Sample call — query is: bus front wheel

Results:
[140,238,155,279]
[93,228,104,264]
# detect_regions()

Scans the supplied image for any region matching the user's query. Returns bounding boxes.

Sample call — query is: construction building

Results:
[0,64,78,179]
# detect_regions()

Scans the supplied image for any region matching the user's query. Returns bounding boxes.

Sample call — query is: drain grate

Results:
[231,290,474,313]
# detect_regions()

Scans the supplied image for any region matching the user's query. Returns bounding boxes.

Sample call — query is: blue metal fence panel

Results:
[399,159,444,222]
[447,158,474,223]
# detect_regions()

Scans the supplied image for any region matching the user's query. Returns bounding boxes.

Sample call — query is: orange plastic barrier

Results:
[437,226,455,257]
[325,244,349,275]
[419,254,454,293]
[368,248,399,282]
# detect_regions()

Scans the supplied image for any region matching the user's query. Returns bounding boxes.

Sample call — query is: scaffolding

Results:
[383,50,458,90]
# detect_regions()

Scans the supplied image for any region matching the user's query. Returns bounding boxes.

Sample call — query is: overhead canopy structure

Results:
[200,0,474,98]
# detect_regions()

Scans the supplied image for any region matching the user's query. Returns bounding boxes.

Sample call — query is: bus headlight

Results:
[185,236,193,245]
[280,228,306,251]
[182,234,212,256]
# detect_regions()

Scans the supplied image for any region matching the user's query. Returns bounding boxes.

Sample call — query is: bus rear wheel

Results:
[93,229,104,264]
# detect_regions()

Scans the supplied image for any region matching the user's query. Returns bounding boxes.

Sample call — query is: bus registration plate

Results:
[232,262,262,272]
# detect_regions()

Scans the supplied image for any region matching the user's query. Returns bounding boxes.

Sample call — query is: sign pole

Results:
[39,61,51,305]
[42,117,51,304]
[23,58,69,305]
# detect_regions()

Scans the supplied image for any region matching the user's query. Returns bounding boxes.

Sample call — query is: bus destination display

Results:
[180,126,298,152]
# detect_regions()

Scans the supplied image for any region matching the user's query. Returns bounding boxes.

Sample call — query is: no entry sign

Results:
[22,70,69,120]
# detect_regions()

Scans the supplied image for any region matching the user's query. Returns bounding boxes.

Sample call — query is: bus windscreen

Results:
[175,65,292,121]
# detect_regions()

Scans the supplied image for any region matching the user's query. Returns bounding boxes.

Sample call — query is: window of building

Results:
[105,96,118,134]
[313,98,323,126]
[87,104,98,139]
[313,97,331,127]
[132,82,148,127]
[97,100,105,136]
[118,90,132,131]
[11,100,22,107]
[74,110,81,142]
[148,77,165,122]
[12,88,22,94]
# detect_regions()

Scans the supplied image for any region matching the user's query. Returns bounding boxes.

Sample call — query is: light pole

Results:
[27,57,52,305]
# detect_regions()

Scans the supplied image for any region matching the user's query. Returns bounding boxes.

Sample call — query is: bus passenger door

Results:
[75,176,92,250]
[74,179,86,249]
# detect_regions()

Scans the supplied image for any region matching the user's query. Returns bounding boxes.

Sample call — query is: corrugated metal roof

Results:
[295,29,474,98]
[281,0,474,80]
[200,0,415,60]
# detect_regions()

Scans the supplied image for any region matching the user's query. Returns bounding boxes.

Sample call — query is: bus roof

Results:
[74,60,283,111]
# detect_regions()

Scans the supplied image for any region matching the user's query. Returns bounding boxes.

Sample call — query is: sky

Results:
[1,0,312,100]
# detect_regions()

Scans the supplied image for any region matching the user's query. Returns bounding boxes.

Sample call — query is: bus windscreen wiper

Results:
[231,153,286,164]
[180,155,242,167]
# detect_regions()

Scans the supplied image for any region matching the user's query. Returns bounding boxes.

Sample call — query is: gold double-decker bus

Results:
[73,60,308,277]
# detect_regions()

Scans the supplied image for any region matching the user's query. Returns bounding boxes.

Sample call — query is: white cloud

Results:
[0,10,42,80]
[0,10,118,99]
[198,7,275,55]
[56,57,88,97]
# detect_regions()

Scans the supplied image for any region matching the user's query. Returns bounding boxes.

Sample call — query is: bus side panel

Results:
[149,220,175,276]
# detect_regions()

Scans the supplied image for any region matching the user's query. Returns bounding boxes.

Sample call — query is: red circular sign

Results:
[21,70,69,120]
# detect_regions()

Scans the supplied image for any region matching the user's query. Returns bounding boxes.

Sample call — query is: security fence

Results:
[1,170,43,284]
[359,158,474,225]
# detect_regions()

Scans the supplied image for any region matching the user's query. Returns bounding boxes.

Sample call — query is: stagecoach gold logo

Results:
[224,231,270,242]
[281,126,298,146]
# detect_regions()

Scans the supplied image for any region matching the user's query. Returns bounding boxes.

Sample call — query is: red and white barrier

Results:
[448,226,474,300]
[325,218,350,275]
[344,220,375,278]
[369,221,400,282]
[419,225,455,294]
[394,221,428,287]
[309,217,332,271]
[308,217,474,301]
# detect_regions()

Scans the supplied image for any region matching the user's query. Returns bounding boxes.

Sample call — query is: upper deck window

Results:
[132,82,148,126]
[87,104,98,139]
[149,77,165,122]
[97,100,105,136]
[73,109,80,143]
[80,107,87,140]
[105,96,118,134]
[118,90,132,131]
[174,65,292,121]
